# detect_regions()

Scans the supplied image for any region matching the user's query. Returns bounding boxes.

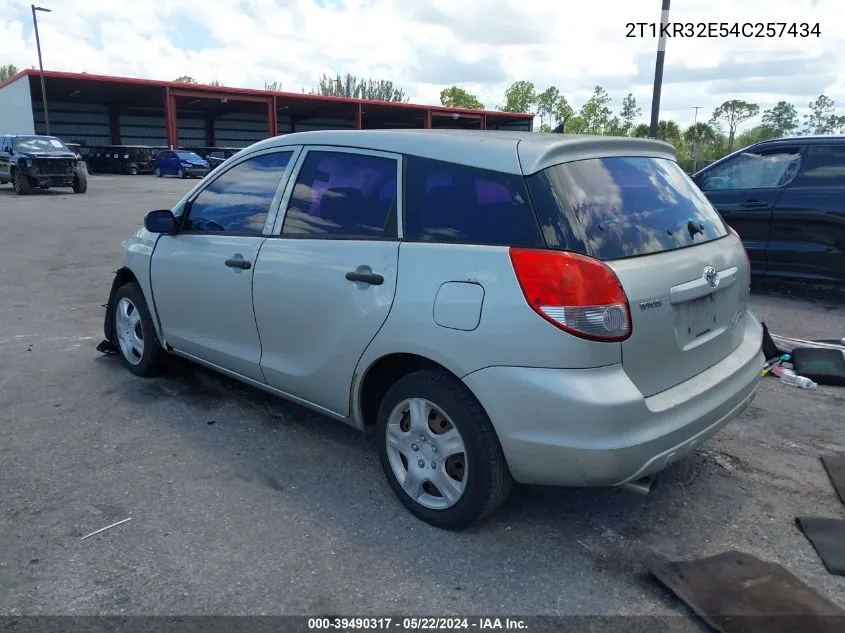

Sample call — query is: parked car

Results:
[692,136,845,284]
[205,148,242,170]
[153,149,210,178]
[0,134,87,194]
[99,130,764,529]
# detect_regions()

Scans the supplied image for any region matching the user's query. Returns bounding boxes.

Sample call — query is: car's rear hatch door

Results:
[526,152,750,397]
[607,237,749,397]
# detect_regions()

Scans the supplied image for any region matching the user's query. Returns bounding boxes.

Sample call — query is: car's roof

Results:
[753,135,845,146]
[245,129,677,175]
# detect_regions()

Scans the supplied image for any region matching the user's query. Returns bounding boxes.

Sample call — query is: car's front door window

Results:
[701,148,802,191]
[184,151,294,234]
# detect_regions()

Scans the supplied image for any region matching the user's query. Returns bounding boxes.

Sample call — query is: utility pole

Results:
[32,4,52,135]
[648,0,671,138]
[692,106,702,172]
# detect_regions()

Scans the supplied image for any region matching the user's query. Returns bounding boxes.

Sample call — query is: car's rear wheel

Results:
[72,168,88,194]
[129,165,139,176]
[376,369,513,530]
[112,282,167,377]
[12,170,31,195]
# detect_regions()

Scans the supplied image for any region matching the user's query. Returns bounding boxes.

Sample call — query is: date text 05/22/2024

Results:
[307,617,527,631]
[626,22,821,38]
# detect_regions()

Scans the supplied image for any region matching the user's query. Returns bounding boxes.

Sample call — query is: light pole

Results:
[648,0,670,138]
[691,105,703,172]
[31,4,52,136]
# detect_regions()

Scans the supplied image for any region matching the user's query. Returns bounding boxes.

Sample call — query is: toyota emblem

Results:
[704,265,719,288]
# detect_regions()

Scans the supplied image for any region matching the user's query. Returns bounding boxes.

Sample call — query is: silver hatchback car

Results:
[101,129,764,529]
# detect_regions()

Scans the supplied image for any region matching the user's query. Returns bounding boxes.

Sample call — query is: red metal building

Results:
[0,69,534,149]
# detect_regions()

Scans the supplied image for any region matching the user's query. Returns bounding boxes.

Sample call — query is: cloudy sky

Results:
[1,0,843,131]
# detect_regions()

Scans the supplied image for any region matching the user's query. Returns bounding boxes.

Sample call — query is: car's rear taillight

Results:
[509,248,632,342]
[728,227,751,268]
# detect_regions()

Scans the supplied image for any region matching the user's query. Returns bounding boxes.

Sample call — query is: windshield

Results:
[13,137,69,153]
[175,151,203,161]
[526,156,728,261]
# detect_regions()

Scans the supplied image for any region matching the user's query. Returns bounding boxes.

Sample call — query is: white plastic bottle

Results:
[780,370,818,389]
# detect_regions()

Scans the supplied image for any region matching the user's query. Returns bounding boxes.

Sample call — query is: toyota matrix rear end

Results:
[463,142,764,490]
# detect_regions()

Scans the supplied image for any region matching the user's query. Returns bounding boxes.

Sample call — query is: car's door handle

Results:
[346,271,384,285]
[225,258,252,270]
[740,199,769,208]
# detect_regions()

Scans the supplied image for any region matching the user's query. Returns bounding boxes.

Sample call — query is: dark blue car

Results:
[153,149,210,179]
[692,136,845,284]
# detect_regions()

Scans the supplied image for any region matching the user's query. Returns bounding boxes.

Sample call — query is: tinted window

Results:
[404,156,543,247]
[791,145,845,187]
[282,150,398,239]
[700,148,802,190]
[528,156,728,261]
[184,151,292,234]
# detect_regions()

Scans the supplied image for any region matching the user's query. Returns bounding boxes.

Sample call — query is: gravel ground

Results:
[1,175,843,621]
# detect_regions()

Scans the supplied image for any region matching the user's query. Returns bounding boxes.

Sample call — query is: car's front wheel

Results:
[12,170,31,195]
[376,369,513,530]
[112,282,168,377]
[72,168,88,194]
[178,168,187,179]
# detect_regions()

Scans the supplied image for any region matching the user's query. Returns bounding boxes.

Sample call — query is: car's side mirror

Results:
[144,209,178,234]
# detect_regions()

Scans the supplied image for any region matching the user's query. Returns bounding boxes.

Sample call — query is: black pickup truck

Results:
[0,134,88,194]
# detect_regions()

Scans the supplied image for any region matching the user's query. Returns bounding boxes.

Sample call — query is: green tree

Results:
[499,80,536,113]
[565,115,588,134]
[0,64,19,82]
[208,80,222,87]
[803,94,841,135]
[579,86,612,134]
[631,123,650,137]
[606,116,626,136]
[314,73,408,102]
[656,120,681,143]
[265,81,283,91]
[439,86,484,110]
[710,100,760,152]
[619,92,641,135]
[173,75,198,84]
[554,95,575,131]
[536,86,560,130]
[737,125,780,148]
[684,122,717,146]
[761,101,798,137]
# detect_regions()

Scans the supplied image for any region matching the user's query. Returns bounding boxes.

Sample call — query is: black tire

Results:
[155,167,162,177]
[376,369,513,530]
[112,282,168,377]
[129,165,139,176]
[12,169,31,195]
[178,168,187,179]
[72,168,88,194]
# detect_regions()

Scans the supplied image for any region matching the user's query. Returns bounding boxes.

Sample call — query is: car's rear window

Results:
[526,156,728,261]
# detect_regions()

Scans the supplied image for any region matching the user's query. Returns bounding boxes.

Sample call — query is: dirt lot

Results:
[1,175,844,620]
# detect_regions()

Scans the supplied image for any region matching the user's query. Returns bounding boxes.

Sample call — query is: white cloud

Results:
[1,0,843,130]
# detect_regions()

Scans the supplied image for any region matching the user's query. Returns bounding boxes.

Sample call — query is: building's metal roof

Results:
[0,69,534,121]
[246,129,677,174]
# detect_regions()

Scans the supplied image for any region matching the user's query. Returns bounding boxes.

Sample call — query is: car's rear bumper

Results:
[462,311,764,487]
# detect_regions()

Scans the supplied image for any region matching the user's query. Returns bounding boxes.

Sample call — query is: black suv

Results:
[0,134,88,195]
[692,136,845,284]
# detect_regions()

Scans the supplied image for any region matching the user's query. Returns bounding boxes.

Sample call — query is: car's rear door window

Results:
[527,156,728,261]
[281,150,399,239]
[184,151,293,234]
[790,144,845,187]
[403,156,543,247]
